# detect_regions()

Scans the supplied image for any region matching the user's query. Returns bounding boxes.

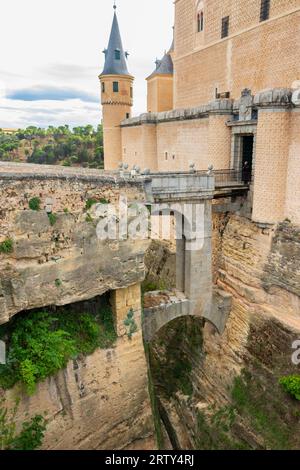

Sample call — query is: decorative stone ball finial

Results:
[141,168,150,176]
[123,163,129,170]
[189,163,196,173]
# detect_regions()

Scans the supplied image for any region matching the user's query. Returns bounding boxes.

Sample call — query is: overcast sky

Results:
[0,0,174,129]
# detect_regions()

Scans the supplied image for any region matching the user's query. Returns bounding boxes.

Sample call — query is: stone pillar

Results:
[110,283,142,337]
[252,89,292,224]
[207,99,233,169]
[183,200,213,319]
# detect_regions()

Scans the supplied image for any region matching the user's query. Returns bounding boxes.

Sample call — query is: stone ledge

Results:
[121,99,234,127]
[253,88,293,108]
[0,162,151,187]
[122,86,298,128]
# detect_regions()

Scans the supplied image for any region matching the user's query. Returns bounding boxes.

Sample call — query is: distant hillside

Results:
[0,125,104,169]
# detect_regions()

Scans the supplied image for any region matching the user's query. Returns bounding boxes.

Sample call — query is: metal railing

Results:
[213,168,253,187]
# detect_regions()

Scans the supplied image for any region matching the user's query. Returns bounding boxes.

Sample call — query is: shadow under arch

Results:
[143,298,222,343]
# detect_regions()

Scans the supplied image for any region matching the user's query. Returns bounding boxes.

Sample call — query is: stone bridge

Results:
[0,162,237,340]
[142,170,234,341]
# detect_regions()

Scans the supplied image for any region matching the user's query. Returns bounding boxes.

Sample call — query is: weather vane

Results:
[113,1,117,10]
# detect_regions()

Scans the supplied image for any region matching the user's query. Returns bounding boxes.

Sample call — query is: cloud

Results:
[40,63,99,80]
[0,97,101,129]
[6,86,98,103]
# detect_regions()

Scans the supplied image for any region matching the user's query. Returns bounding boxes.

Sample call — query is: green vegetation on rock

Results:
[0,238,13,254]
[0,302,117,395]
[149,317,203,399]
[29,197,41,211]
[0,399,47,450]
[142,280,166,293]
[195,368,294,450]
[85,197,109,211]
[123,308,138,339]
[279,375,300,401]
[85,198,98,211]
[48,212,57,226]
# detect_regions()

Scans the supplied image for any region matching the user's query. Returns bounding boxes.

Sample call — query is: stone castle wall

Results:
[285,110,300,225]
[173,0,300,108]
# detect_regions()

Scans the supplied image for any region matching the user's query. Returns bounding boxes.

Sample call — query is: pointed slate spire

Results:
[147,51,174,79]
[101,6,130,76]
[147,37,174,80]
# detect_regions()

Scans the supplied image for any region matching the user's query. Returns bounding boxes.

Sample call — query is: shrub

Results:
[29,197,41,211]
[123,308,138,339]
[0,238,13,254]
[0,304,117,394]
[48,213,57,226]
[0,399,46,450]
[63,208,69,214]
[279,375,300,400]
[55,279,62,287]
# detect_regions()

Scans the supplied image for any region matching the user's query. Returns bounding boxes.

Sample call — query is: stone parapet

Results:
[253,88,293,109]
[121,99,234,127]
[0,162,151,188]
[122,87,299,129]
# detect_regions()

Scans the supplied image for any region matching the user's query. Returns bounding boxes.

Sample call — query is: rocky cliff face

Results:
[3,323,154,450]
[0,168,149,324]
[0,166,155,450]
[149,214,300,450]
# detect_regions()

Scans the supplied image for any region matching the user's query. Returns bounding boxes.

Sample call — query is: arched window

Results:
[196,0,204,33]
[197,11,204,32]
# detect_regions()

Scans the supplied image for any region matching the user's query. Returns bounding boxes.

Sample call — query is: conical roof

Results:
[147,52,173,79]
[101,10,130,76]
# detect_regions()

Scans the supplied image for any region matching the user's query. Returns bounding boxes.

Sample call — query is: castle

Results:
[99,1,300,226]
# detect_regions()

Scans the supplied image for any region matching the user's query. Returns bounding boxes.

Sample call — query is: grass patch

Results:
[29,197,41,211]
[85,198,110,211]
[195,407,249,450]
[0,238,13,254]
[0,303,117,395]
[47,213,57,226]
[231,370,290,449]
[142,280,166,294]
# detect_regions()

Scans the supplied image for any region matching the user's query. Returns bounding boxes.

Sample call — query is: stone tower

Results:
[99,5,134,170]
[146,43,174,113]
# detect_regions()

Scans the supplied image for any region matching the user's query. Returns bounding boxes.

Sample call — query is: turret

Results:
[99,5,134,170]
[146,42,174,113]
